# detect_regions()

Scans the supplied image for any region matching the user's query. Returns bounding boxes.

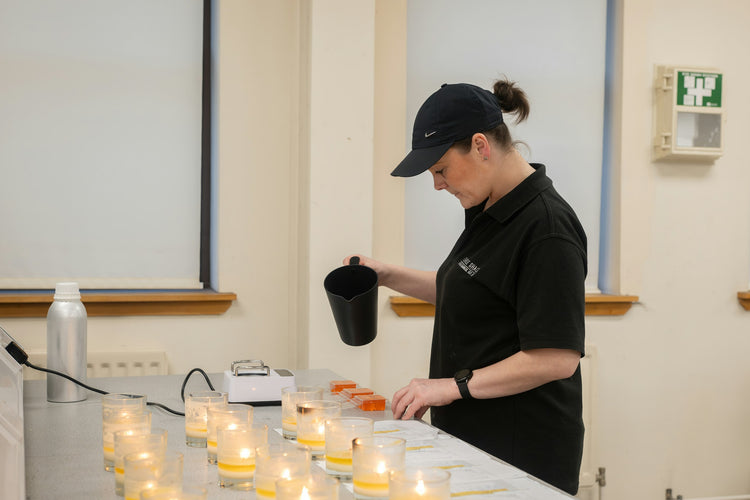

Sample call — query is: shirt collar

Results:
[480,163,552,223]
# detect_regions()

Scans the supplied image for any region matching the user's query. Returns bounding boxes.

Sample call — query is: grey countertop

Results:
[24,369,370,499]
[24,369,572,500]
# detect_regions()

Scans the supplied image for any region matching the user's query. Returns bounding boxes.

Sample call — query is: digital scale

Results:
[222,359,295,405]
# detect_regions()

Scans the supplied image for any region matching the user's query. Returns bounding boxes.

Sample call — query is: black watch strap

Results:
[454,369,474,400]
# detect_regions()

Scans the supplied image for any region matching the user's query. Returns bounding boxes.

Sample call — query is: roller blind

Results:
[405,0,606,293]
[0,0,204,289]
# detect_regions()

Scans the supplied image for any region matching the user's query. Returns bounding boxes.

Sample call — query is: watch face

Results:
[455,369,472,381]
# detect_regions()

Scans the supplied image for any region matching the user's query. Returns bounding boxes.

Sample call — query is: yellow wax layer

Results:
[115,467,124,476]
[185,425,207,438]
[218,461,256,479]
[255,486,276,499]
[326,451,352,472]
[296,435,325,450]
[103,445,115,461]
[353,477,389,497]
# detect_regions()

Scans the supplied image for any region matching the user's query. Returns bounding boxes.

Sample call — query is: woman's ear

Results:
[473,133,491,160]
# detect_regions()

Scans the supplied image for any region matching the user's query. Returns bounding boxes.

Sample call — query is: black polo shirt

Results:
[429,164,586,495]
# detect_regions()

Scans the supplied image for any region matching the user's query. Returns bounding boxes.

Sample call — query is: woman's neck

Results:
[484,149,535,210]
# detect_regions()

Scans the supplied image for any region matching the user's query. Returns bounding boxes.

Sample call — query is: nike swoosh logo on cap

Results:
[425,131,437,137]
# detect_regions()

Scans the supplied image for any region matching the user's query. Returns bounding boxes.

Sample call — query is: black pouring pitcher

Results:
[323,256,378,346]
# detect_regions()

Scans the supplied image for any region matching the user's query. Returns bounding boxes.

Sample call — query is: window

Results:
[0,0,210,290]
[404,0,607,293]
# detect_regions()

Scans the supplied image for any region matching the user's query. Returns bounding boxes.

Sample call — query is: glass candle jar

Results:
[184,391,227,447]
[388,468,451,500]
[276,474,340,500]
[123,450,183,500]
[102,393,150,472]
[114,428,168,496]
[206,404,253,464]
[216,424,268,490]
[324,417,373,478]
[351,437,406,499]
[295,400,342,459]
[281,386,324,440]
[254,443,312,499]
[139,486,207,499]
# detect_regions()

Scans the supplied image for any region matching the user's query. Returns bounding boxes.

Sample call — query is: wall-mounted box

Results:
[653,66,724,161]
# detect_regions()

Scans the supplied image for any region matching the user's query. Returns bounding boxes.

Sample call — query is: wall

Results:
[590,0,750,497]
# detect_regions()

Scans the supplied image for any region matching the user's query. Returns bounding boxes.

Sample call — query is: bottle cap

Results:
[54,282,81,300]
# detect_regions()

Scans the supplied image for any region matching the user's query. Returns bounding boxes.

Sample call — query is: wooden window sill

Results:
[0,290,237,318]
[390,294,639,317]
[737,292,750,310]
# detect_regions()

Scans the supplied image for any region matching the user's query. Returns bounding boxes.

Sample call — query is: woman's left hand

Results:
[391,377,460,420]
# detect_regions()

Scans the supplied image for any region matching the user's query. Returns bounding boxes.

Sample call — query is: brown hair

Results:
[453,78,530,153]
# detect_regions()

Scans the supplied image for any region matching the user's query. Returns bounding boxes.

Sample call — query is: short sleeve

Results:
[515,236,586,355]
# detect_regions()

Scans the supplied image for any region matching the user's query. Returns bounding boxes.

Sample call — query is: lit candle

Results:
[388,468,451,500]
[217,425,268,490]
[123,450,183,500]
[324,417,373,478]
[139,486,208,500]
[206,404,253,464]
[254,443,311,499]
[113,428,167,496]
[281,386,324,440]
[295,400,341,459]
[101,393,147,472]
[276,475,340,500]
[352,437,406,499]
[184,391,227,448]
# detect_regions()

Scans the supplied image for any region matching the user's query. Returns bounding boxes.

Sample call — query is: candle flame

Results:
[228,423,238,430]
[300,486,310,500]
[317,423,325,434]
[376,461,386,474]
[416,479,426,496]
[282,468,291,479]
[240,448,251,459]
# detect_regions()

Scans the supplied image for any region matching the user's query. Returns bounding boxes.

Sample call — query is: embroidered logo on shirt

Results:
[458,257,480,276]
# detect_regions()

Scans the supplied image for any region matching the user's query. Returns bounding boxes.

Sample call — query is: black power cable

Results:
[4,334,215,417]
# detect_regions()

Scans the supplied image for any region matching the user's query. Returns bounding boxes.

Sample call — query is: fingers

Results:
[391,385,412,419]
[391,379,429,421]
[414,406,429,420]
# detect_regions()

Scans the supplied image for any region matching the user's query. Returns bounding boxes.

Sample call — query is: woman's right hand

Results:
[343,254,387,286]
[342,254,437,303]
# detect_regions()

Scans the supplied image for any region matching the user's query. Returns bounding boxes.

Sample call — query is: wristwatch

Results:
[454,368,474,400]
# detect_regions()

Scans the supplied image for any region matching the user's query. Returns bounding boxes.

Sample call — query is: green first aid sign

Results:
[676,71,722,108]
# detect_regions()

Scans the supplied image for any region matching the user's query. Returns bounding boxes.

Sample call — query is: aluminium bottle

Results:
[46,282,87,402]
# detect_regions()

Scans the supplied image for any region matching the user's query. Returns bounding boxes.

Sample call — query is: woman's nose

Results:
[432,173,446,191]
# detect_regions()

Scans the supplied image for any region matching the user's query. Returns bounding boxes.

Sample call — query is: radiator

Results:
[23,351,168,380]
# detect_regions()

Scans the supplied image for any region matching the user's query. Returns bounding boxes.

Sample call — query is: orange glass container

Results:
[329,380,357,393]
[354,395,386,411]
[341,388,374,400]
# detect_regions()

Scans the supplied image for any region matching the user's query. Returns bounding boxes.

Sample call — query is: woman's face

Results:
[428,146,488,209]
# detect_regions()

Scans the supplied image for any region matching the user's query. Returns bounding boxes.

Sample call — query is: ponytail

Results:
[493,78,530,124]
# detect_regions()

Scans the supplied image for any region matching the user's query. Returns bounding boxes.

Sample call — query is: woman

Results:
[347,80,586,494]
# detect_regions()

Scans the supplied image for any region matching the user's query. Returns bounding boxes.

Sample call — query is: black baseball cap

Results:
[391,83,504,177]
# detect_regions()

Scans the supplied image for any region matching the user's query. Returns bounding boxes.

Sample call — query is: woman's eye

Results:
[435,169,444,176]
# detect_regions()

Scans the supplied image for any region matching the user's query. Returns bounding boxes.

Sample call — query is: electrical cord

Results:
[3,333,214,417]
[180,367,216,402]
